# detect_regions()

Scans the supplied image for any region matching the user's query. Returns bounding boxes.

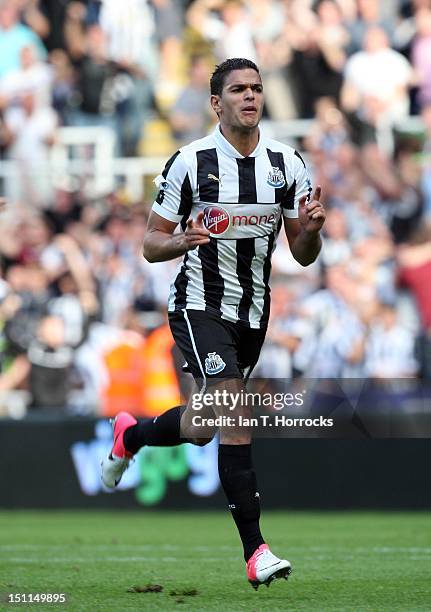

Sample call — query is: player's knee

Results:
[220,432,251,445]
[189,437,213,447]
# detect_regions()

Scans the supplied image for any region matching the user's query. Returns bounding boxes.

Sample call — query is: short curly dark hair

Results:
[210,58,260,97]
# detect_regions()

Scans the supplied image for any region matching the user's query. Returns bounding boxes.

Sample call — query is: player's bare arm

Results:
[143,211,210,263]
[284,186,325,266]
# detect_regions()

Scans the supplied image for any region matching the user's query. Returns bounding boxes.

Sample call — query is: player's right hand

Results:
[184,212,210,250]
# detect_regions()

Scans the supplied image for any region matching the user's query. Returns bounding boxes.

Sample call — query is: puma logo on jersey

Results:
[208,173,224,186]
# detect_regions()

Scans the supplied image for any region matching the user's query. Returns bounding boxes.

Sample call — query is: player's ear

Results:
[210,94,221,115]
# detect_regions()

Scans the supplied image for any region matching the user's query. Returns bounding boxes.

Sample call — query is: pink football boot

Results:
[246,544,292,590]
[101,412,137,488]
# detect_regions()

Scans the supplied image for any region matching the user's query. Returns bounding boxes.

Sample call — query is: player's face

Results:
[212,68,264,131]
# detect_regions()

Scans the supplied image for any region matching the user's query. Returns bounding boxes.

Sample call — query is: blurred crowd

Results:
[1,0,431,416]
[2,0,431,155]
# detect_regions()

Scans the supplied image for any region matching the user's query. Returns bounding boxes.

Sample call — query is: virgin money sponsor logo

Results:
[203,206,279,234]
[232,213,277,226]
[203,206,230,235]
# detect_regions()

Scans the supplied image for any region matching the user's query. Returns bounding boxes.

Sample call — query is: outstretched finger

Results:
[313,185,322,202]
[186,236,210,250]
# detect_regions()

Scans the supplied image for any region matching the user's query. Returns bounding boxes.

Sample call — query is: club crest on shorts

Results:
[267,167,286,188]
[205,352,226,375]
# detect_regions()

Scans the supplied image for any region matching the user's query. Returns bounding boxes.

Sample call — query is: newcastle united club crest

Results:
[205,352,226,375]
[267,166,286,188]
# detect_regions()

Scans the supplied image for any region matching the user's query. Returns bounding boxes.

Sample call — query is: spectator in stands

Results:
[2,264,50,355]
[397,225,431,377]
[48,268,99,411]
[41,0,79,51]
[421,102,431,219]
[187,0,257,63]
[139,316,183,416]
[15,214,54,265]
[216,0,257,61]
[66,24,118,138]
[0,43,53,109]
[0,314,75,409]
[356,139,423,245]
[169,55,212,145]
[48,270,93,346]
[304,97,362,203]
[44,187,82,235]
[0,0,46,79]
[249,0,284,58]
[151,0,183,97]
[98,0,158,156]
[295,263,368,378]
[351,234,397,306]
[92,209,154,326]
[365,302,419,378]
[285,0,350,119]
[347,0,395,54]
[0,107,13,160]
[254,282,304,380]
[3,90,57,206]
[5,214,96,306]
[320,207,352,266]
[341,26,413,151]
[98,250,137,326]
[411,7,431,109]
[16,0,49,40]
[312,0,349,93]
[0,42,55,194]
[49,49,74,124]
[248,0,296,120]
[42,231,96,296]
[27,314,75,408]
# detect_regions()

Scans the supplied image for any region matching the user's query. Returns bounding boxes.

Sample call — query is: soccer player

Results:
[101,57,325,589]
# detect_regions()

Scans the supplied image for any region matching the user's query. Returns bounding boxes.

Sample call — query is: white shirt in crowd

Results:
[99,0,158,78]
[344,47,412,121]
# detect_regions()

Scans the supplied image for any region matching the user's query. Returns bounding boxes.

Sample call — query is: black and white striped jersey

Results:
[152,125,312,329]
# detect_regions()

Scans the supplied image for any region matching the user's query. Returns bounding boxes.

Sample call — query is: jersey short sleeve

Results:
[282,151,313,219]
[151,150,193,224]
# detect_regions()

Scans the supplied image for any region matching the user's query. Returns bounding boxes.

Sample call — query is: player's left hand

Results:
[299,186,325,233]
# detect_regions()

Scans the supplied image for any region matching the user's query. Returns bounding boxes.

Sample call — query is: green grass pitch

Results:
[1,511,431,611]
